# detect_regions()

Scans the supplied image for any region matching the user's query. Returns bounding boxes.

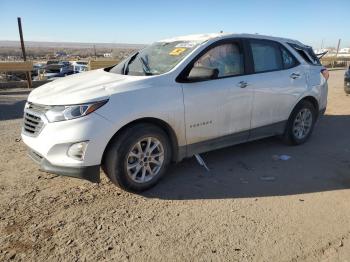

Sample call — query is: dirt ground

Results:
[0,70,349,262]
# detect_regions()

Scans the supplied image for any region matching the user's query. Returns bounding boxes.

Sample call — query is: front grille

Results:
[22,102,48,137]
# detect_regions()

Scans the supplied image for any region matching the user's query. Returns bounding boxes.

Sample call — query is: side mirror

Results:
[187,66,219,82]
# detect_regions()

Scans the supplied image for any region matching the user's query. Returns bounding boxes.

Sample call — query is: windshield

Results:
[109,40,202,76]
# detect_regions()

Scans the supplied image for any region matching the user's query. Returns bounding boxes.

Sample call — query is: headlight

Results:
[45,100,108,123]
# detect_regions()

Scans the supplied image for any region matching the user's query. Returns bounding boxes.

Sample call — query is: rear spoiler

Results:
[315,51,328,59]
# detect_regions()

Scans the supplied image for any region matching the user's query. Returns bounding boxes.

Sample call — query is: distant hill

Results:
[0,40,146,49]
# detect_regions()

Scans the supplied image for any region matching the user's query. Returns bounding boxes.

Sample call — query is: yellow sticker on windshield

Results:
[169,48,187,56]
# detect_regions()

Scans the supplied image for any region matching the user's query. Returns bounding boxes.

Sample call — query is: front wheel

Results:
[283,100,316,145]
[103,124,171,192]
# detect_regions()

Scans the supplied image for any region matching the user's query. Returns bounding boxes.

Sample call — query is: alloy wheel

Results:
[292,108,313,139]
[125,137,164,183]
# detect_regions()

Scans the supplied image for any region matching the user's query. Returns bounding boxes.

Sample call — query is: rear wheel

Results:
[103,124,171,192]
[283,100,316,145]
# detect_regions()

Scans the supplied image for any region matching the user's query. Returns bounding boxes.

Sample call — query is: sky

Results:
[0,0,349,49]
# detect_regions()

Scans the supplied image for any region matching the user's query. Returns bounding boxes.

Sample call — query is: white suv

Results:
[22,33,328,191]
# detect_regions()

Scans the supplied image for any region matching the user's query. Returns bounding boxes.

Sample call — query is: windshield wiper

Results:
[123,52,139,75]
[138,56,153,75]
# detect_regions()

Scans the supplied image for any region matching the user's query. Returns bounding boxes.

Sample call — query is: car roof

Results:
[158,33,306,47]
[158,33,228,43]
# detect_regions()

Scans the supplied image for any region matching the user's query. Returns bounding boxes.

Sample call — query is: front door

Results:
[181,40,253,148]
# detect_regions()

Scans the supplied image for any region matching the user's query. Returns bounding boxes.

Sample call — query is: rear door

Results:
[246,39,307,137]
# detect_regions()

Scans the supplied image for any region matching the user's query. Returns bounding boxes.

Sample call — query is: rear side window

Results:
[250,40,283,73]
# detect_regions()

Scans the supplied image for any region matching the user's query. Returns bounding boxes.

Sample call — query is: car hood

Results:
[28,69,150,105]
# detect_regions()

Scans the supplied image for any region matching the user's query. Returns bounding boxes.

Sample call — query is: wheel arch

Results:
[283,95,319,145]
[102,117,180,165]
[284,95,320,132]
[290,95,320,119]
[301,95,319,113]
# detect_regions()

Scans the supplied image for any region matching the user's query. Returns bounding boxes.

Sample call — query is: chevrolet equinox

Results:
[22,33,329,191]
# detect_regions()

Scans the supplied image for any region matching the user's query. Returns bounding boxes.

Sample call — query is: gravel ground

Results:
[0,70,350,262]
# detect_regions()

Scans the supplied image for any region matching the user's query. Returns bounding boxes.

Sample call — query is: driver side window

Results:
[194,43,244,77]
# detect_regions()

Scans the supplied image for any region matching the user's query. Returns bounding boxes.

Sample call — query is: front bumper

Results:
[22,112,114,166]
[21,110,115,183]
[28,149,100,182]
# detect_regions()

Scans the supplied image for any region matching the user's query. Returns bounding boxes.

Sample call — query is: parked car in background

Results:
[32,63,46,77]
[22,33,328,192]
[46,60,60,65]
[56,61,74,76]
[72,61,88,73]
[34,61,74,80]
[0,73,23,82]
[345,66,350,94]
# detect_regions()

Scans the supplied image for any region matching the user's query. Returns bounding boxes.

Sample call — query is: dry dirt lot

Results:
[0,70,350,262]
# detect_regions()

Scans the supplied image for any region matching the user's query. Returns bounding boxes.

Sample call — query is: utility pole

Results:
[336,39,341,57]
[17,17,32,88]
[334,39,341,68]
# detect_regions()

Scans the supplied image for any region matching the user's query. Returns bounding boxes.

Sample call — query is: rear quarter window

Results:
[288,43,321,66]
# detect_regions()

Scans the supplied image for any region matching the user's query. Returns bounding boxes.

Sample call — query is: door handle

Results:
[237,81,248,88]
[290,72,301,79]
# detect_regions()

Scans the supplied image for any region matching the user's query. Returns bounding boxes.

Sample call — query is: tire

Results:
[283,100,317,145]
[103,123,171,192]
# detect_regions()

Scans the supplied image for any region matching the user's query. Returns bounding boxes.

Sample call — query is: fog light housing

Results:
[67,141,88,161]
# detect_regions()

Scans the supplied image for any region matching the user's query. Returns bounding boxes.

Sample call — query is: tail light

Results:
[321,68,329,81]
